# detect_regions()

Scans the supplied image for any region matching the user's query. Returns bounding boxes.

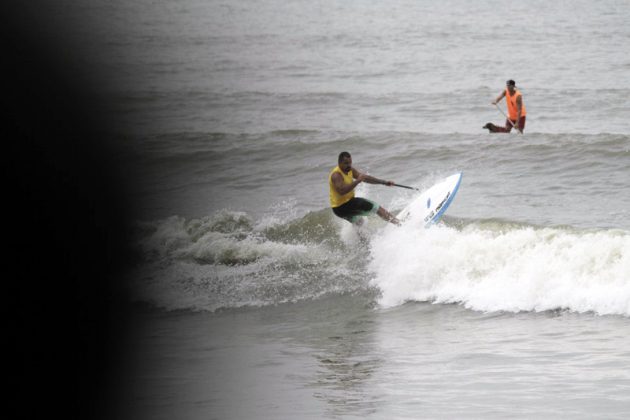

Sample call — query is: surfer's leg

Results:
[376,206,401,226]
[342,198,400,226]
[333,198,373,225]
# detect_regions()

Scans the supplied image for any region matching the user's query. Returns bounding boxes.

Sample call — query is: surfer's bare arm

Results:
[353,168,393,186]
[331,171,362,195]
[492,90,505,105]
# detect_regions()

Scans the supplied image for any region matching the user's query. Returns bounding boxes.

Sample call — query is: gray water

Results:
[123,299,630,420]
[52,0,630,418]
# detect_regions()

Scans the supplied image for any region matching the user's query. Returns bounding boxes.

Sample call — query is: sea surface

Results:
[52,0,630,418]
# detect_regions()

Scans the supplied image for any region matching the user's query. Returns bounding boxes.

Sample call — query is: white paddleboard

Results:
[397,172,463,227]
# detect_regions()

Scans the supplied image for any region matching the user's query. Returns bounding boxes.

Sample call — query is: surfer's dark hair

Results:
[506,79,516,86]
[338,151,351,163]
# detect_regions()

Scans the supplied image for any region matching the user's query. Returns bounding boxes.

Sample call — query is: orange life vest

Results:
[505,88,527,120]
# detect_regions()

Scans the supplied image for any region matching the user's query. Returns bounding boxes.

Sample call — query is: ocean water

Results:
[47,0,630,418]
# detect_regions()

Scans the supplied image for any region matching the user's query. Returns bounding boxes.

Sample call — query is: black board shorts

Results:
[332,197,378,223]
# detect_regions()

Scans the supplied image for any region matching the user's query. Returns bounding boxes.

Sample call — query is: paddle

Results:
[393,183,421,191]
[494,103,522,134]
[379,180,420,191]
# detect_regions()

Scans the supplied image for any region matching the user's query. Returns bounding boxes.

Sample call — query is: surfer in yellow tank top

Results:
[329,151,400,225]
[484,79,527,133]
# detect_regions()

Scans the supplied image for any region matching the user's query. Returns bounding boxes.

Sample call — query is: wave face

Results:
[370,218,630,317]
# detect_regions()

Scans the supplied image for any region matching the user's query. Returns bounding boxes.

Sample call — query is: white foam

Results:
[369,224,630,316]
[128,211,358,312]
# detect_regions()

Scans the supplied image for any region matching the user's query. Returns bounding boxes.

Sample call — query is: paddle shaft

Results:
[375,179,420,191]
[389,182,420,191]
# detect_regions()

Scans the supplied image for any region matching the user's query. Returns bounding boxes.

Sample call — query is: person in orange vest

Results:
[484,79,527,133]
[329,152,400,225]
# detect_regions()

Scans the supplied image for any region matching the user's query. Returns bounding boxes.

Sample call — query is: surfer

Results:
[484,79,527,133]
[329,152,401,226]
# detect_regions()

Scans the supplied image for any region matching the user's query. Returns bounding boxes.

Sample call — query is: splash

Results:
[127,209,374,312]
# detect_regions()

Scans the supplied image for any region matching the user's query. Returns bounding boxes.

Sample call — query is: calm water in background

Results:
[57,0,630,418]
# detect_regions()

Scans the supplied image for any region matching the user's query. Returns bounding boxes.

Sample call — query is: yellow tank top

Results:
[506,88,527,120]
[329,166,354,208]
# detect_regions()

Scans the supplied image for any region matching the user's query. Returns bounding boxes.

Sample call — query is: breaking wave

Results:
[370,218,630,317]
[126,208,630,317]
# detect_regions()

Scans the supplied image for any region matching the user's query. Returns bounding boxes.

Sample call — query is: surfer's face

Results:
[339,156,352,173]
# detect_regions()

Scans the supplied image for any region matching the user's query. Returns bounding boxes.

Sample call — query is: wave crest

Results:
[369,221,630,317]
